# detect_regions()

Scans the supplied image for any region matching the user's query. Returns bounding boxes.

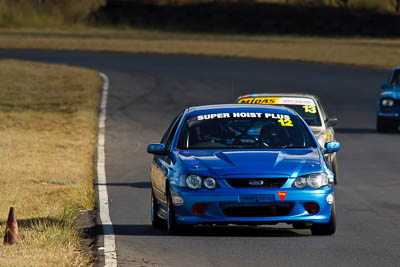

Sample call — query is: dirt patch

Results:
[74,210,98,265]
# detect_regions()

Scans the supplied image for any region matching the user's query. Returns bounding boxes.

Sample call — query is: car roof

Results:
[237,93,319,101]
[186,104,297,116]
[393,66,400,71]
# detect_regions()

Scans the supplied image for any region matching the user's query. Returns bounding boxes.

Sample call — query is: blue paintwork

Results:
[325,142,340,153]
[147,143,166,155]
[377,67,400,120]
[149,104,337,225]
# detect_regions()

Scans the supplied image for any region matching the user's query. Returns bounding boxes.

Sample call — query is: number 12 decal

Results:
[278,119,293,127]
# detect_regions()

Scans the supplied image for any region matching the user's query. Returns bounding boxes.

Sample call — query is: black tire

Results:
[166,187,193,235]
[332,156,339,185]
[151,189,165,229]
[166,188,180,234]
[377,117,389,133]
[311,204,336,236]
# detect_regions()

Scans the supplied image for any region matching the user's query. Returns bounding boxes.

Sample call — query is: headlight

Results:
[203,177,216,190]
[293,176,307,189]
[381,98,394,107]
[293,173,328,189]
[184,175,217,190]
[306,173,328,189]
[186,175,202,190]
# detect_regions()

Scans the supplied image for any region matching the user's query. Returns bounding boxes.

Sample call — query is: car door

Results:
[150,114,182,205]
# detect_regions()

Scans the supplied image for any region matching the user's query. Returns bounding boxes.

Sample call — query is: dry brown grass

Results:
[0,60,101,266]
[0,28,399,69]
[0,0,105,27]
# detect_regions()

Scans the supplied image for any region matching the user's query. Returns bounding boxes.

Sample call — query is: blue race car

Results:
[377,66,400,132]
[147,104,340,235]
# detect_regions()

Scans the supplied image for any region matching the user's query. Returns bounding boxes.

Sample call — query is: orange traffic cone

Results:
[3,207,19,245]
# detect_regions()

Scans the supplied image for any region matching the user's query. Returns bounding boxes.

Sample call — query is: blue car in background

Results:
[147,104,340,235]
[377,67,400,132]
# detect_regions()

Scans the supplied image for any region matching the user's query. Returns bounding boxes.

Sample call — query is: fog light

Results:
[203,177,216,190]
[326,194,334,204]
[305,202,320,215]
[172,195,184,206]
[192,203,206,216]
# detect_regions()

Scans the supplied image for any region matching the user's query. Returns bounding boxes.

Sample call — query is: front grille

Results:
[220,202,294,217]
[225,178,287,188]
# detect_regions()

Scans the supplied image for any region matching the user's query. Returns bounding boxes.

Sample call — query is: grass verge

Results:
[0,59,101,266]
[0,28,399,69]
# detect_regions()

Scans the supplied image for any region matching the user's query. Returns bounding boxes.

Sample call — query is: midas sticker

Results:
[238,97,279,104]
[238,96,316,106]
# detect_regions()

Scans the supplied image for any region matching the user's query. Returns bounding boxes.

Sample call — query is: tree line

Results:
[284,0,399,13]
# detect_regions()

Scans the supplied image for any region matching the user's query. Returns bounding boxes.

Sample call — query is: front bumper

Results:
[377,102,400,121]
[377,112,400,118]
[171,186,334,225]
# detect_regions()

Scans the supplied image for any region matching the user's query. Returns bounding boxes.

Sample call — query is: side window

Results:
[161,115,181,144]
[165,115,182,152]
[391,70,400,86]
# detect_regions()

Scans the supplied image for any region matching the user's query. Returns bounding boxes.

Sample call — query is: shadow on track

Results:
[101,224,309,237]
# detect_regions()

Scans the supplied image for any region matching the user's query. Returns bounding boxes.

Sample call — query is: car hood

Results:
[177,149,323,178]
[380,90,400,100]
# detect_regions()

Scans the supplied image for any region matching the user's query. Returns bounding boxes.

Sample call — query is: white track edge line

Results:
[98,73,117,267]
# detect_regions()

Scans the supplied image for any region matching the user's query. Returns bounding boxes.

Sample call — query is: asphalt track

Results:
[1,50,400,267]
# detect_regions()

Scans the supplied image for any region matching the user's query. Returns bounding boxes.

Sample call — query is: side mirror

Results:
[147,143,166,155]
[325,142,340,153]
[326,117,338,128]
[380,83,389,90]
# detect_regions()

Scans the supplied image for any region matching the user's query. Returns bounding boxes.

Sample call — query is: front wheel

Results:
[167,188,180,234]
[151,189,165,229]
[166,188,192,235]
[311,204,336,236]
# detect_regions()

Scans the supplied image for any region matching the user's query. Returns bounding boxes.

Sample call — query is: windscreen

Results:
[390,70,400,87]
[177,112,316,150]
[237,97,322,126]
